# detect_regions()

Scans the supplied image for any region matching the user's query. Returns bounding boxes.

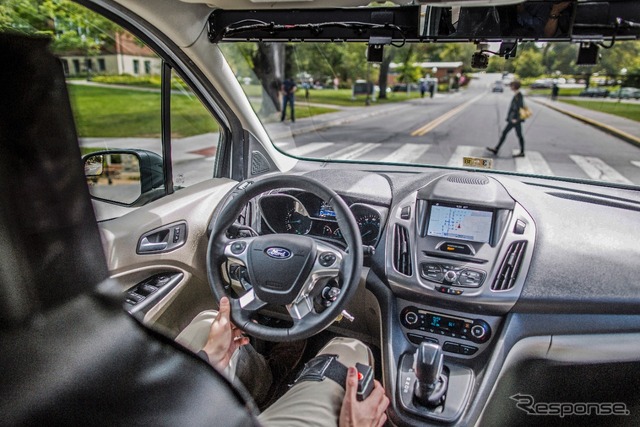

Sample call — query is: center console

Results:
[384,172,536,424]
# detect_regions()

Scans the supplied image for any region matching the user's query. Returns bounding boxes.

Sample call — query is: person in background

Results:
[551,82,559,100]
[487,80,526,158]
[281,77,297,122]
[420,80,427,98]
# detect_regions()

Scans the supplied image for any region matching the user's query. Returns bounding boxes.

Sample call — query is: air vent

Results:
[491,240,527,291]
[393,225,412,276]
[446,174,490,185]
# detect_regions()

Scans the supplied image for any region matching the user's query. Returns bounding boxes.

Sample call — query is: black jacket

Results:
[507,91,525,122]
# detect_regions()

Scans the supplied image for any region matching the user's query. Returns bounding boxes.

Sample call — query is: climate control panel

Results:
[400,306,491,344]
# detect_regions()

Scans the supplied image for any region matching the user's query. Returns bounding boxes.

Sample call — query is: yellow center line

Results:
[411,94,483,137]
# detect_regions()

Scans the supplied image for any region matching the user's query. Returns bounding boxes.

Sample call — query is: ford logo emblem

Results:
[266,247,292,259]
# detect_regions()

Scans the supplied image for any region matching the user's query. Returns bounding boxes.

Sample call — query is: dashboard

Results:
[257,190,388,247]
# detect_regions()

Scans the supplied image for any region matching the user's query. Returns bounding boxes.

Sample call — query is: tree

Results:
[513,48,544,78]
[377,48,395,99]
[2,0,118,56]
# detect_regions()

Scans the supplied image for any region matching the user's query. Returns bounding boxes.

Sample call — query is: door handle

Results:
[138,237,168,253]
[137,222,187,254]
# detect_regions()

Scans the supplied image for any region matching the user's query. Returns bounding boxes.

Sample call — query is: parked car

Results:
[392,83,419,92]
[529,78,553,89]
[579,87,610,97]
[2,1,640,426]
[608,87,640,99]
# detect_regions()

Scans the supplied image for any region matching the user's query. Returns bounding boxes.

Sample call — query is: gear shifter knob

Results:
[414,342,443,386]
[413,342,447,407]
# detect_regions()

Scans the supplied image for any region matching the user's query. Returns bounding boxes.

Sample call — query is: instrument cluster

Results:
[259,191,384,246]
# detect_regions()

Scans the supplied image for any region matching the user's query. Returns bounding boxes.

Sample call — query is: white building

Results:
[59,31,161,76]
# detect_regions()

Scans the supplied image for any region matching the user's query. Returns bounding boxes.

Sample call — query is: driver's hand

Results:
[201,296,249,371]
[339,366,389,427]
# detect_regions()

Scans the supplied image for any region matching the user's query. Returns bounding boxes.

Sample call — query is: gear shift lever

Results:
[413,342,448,407]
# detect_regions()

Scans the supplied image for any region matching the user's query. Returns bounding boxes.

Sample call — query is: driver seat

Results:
[0,33,259,426]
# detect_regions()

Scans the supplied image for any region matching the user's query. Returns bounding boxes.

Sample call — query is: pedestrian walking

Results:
[281,78,297,122]
[487,80,527,157]
[420,80,427,98]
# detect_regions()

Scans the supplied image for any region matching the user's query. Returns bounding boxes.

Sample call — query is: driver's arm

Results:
[200,297,250,371]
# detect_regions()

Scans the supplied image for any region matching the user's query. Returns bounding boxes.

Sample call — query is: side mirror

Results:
[83,149,164,206]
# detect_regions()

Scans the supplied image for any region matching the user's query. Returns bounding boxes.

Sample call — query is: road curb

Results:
[531,98,640,149]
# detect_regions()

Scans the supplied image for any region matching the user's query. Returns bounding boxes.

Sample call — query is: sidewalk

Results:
[531,97,640,148]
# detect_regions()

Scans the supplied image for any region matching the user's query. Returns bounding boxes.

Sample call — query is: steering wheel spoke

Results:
[287,295,316,320]
[238,288,267,312]
[223,236,256,266]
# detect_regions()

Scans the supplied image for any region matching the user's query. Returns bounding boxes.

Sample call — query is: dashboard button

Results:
[319,252,337,267]
[404,311,418,326]
[443,342,461,354]
[230,241,247,254]
[459,344,478,355]
[407,333,438,345]
[514,219,526,235]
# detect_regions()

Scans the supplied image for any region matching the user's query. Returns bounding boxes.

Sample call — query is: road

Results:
[282,73,640,185]
[82,73,640,188]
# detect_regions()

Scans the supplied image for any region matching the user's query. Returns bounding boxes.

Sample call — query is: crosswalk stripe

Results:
[570,155,633,184]
[447,145,489,167]
[380,143,431,163]
[276,142,634,184]
[327,142,379,160]
[285,142,334,156]
[512,150,554,175]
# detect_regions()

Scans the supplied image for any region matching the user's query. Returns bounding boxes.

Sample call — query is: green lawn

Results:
[526,87,584,97]
[241,85,427,107]
[303,88,424,106]
[559,99,640,122]
[68,85,218,138]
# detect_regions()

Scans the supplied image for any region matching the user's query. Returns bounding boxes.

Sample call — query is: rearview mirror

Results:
[83,149,164,206]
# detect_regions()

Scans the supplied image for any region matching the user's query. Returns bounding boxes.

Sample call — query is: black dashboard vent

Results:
[447,174,490,185]
[393,225,412,276]
[491,240,527,291]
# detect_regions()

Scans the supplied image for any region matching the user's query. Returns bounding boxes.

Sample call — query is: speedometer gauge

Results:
[356,214,380,245]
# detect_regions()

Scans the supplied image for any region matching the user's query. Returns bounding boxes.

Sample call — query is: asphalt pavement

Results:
[530,97,640,148]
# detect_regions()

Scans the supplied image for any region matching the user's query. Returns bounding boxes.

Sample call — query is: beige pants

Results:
[176,312,373,427]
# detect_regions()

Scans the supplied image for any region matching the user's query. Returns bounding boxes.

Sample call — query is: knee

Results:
[317,337,373,368]
[175,310,218,353]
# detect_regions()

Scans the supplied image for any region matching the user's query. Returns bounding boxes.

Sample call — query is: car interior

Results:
[2,0,640,426]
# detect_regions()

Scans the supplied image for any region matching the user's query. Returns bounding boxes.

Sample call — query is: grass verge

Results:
[69,85,219,138]
[559,99,640,122]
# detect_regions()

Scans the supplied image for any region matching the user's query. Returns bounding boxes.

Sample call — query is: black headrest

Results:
[0,33,109,329]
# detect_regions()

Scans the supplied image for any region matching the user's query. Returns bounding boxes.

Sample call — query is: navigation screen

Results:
[427,203,493,243]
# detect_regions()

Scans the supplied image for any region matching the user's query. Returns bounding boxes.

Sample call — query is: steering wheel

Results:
[206,175,363,342]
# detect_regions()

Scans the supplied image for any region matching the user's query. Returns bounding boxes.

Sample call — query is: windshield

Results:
[220,41,640,186]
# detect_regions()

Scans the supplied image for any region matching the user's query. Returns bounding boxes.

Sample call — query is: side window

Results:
[1,1,223,221]
[3,0,223,221]
[170,72,221,189]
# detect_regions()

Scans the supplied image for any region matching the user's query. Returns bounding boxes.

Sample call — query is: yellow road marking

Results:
[411,95,483,137]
